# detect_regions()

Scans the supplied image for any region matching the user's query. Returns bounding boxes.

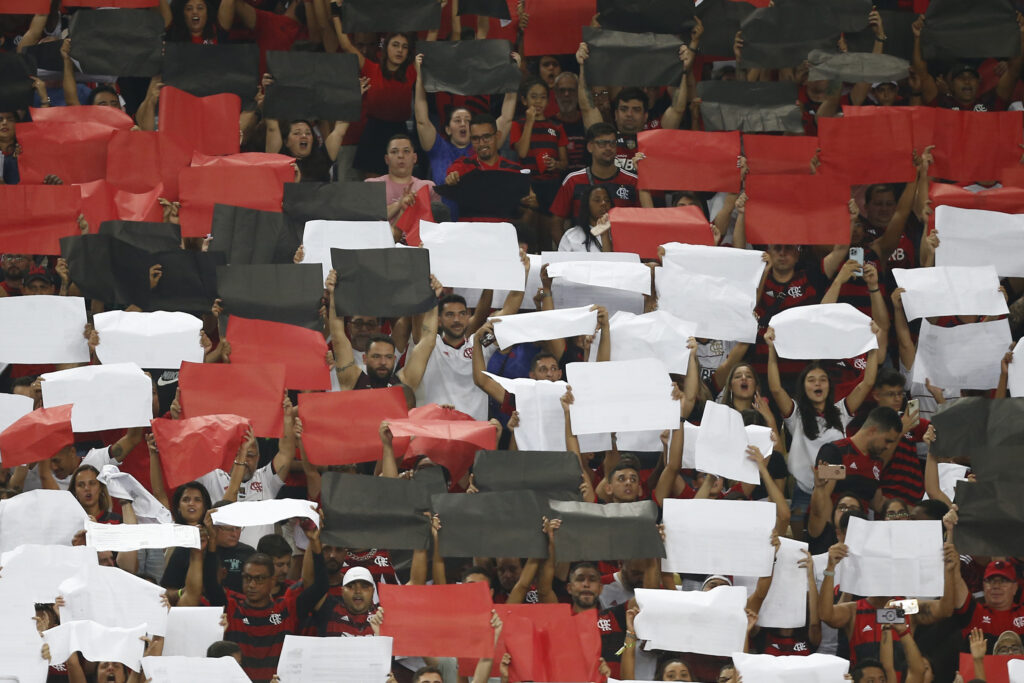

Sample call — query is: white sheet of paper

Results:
[0,392,34,464]
[733,652,850,683]
[842,517,944,598]
[93,310,204,369]
[490,306,598,349]
[661,499,776,575]
[421,221,525,291]
[615,429,667,452]
[661,242,766,293]
[681,421,699,469]
[59,563,169,635]
[0,586,49,683]
[0,295,90,364]
[1009,340,1024,397]
[41,362,153,431]
[546,261,651,294]
[694,402,763,485]
[634,586,748,656]
[85,520,200,552]
[162,607,225,657]
[935,205,1024,277]
[484,374,568,451]
[97,465,173,524]
[769,303,878,360]
[542,251,644,316]
[143,656,251,683]
[276,635,394,683]
[0,489,88,554]
[0,544,98,604]
[211,498,319,529]
[934,463,969,504]
[567,359,678,435]
[911,318,1011,390]
[749,537,809,628]
[1008,659,1024,683]
[892,266,1008,320]
[43,621,147,672]
[455,254,542,310]
[656,266,758,343]
[608,310,697,374]
[302,219,395,280]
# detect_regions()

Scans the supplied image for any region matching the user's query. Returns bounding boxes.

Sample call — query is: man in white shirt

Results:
[22,427,144,492]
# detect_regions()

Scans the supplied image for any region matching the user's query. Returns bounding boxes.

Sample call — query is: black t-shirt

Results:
[354,372,403,390]
[816,438,882,509]
[160,543,256,593]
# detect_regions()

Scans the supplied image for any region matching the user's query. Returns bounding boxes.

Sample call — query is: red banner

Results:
[523,0,595,56]
[62,0,159,7]
[30,105,134,130]
[0,184,83,255]
[395,184,433,246]
[0,0,50,13]
[609,205,715,258]
[106,130,163,194]
[637,129,742,193]
[150,414,251,488]
[226,316,330,391]
[742,134,818,175]
[190,151,296,185]
[818,115,917,184]
[958,653,1024,683]
[75,179,163,230]
[394,403,497,483]
[16,121,120,185]
[0,405,74,467]
[745,173,850,245]
[297,387,409,466]
[177,165,284,237]
[178,362,286,437]
[379,582,494,659]
[159,86,241,158]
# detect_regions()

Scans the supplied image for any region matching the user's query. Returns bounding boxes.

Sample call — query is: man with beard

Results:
[552,72,586,171]
[815,406,903,514]
[326,269,440,393]
[0,253,31,296]
[313,565,380,637]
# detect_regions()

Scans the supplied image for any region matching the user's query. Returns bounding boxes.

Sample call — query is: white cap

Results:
[342,566,374,587]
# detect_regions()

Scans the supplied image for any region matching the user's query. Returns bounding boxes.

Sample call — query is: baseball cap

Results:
[871,81,898,89]
[984,560,1015,582]
[949,63,980,79]
[22,267,52,286]
[702,574,734,590]
[342,566,375,587]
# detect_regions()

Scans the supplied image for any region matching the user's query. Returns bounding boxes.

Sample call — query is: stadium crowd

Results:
[1,0,1024,682]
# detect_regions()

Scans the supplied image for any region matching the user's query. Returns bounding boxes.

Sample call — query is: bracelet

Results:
[233,460,246,466]
[823,570,835,577]
[867,287,880,293]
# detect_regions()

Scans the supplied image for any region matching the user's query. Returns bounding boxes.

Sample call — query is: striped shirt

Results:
[510,117,567,179]
[880,420,928,504]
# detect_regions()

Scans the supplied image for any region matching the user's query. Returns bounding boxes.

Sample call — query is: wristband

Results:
[823,570,835,577]
[867,287,880,293]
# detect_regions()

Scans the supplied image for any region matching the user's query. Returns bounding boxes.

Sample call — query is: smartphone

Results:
[876,607,906,624]
[849,247,865,276]
[819,464,847,480]
[906,398,920,416]
[891,599,920,615]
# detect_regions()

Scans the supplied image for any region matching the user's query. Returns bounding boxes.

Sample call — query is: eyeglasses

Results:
[242,574,270,585]
[836,503,861,512]
[470,133,495,143]
[885,510,909,519]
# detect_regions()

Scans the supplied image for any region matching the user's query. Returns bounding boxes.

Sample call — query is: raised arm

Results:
[802,549,822,649]
[146,434,172,510]
[593,305,611,362]
[271,399,300,483]
[844,345,880,415]
[59,39,82,107]
[295,517,329,616]
[764,327,794,418]
[379,421,399,479]
[750,445,791,535]
[659,45,694,130]
[326,269,361,390]
[472,321,507,404]
[575,43,603,129]
[653,393,685,506]
[396,276,442,389]
[560,386,582,460]
[808,464,838,539]
[910,15,939,105]
[819,543,856,629]
[324,120,351,162]
[413,54,438,152]
[331,9,367,69]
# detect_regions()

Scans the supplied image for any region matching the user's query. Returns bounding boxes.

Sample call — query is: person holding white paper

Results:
[765,326,878,537]
[16,425,145,494]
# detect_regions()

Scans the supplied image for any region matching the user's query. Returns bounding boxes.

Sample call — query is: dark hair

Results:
[469,112,498,131]
[460,565,492,583]
[794,362,842,439]
[437,293,468,313]
[881,497,909,517]
[864,184,896,204]
[863,406,902,433]
[11,376,36,389]
[874,368,905,390]
[385,132,414,150]
[575,184,614,250]
[412,665,444,683]
[568,561,600,580]
[170,481,212,524]
[69,465,110,514]
[741,408,767,428]
[243,553,275,576]
[167,0,220,42]
[852,658,886,682]
[380,33,413,80]
[86,85,119,106]
[839,508,868,532]
[206,640,242,658]
[518,76,547,100]
[609,455,641,479]
[367,333,397,352]
[674,191,711,219]
[446,106,472,129]
[530,351,559,372]
[89,663,127,683]
[656,657,693,681]
[257,534,292,559]
[585,121,617,142]
[913,498,950,520]
[721,362,760,410]
[613,87,648,112]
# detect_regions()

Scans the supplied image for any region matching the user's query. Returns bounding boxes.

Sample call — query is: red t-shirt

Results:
[361,60,415,122]
[510,117,567,179]
[549,167,639,220]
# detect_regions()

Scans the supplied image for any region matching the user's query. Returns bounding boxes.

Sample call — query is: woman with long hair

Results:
[558,184,613,253]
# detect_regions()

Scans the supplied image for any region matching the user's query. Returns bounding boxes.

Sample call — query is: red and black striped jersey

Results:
[224,585,303,683]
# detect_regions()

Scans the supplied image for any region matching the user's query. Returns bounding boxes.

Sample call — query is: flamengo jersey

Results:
[549,167,640,220]
[414,336,495,421]
[198,463,284,547]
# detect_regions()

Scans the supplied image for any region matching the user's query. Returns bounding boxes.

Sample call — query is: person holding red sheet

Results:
[911,11,1024,111]
[160,0,233,43]
[15,426,144,493]
[365,132,440,229]
[510,77,568,209]
[549,122,640,243]
[196,508,328,683]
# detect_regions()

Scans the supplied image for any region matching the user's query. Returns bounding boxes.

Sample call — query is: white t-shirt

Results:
[784,400,852,493]
[23,447,117,492]
[197,463,285,547]
[414,335,495,421]
[557,226,603,253]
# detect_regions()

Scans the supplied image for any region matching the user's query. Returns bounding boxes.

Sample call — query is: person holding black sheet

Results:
[265,115,348,184]
[160,0,233,43]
